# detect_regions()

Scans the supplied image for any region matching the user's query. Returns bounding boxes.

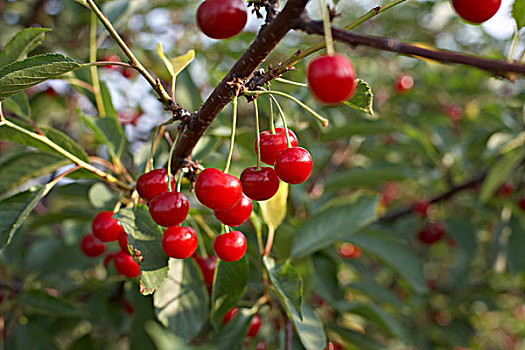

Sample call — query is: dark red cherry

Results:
[149,192,189,227]
[136,169,175,202]
[92,211,124,242]
[256,127,298,166]
[213,231,247,262]
[195,168,242,211]
[519,197,525,212]
[307,54,356,105]
[417,222,446,245]
[274,147,313,184]
[114,251,140,278]
[247,314,262,337]
[451,0,501,24]
[240,167,280,201]
[413,200,430,217]
[214,193,253,226]
[193,254,217,291]
[196,0,247,39]
[119,231,130,254]
[80,234,106,257]
[222,307,239,324]
[498,183,514,197]
[162,226,198,259]
[395,75,414,93]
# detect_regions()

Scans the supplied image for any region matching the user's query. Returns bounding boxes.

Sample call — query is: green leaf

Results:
[312,255,344,302]
[291,194,379,258]
[17,290,85,317]
[0,183,57,249]
[88,182,117,209]
[344,79,374,115]
[324,167,414,193]
[260,182,288,231]
[446,218,477,288]
[210,256,249,329]
[114,205,168,295]
[321,120,394,141]
[479,148,525,203]
[214,308,256,350]
[0,28,51,69]
[79,112,126,158]
[100,81,117,119]
[0,54,81,101]
[153,258,208,341]
[264,256,304,320]
[103,0,130,23]
[513,0,525,29]
[347,230,428,294]
[330,325,386,350]
[507,215,525,273]
[290,302,327,350]
[157,44,195,79]
[2,92,31,118]
[144,321,213,350]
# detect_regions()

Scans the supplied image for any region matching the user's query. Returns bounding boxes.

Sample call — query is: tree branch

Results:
[296,18,525,77]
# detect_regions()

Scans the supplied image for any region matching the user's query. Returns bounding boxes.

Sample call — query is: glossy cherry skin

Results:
[193,254,217,293]
[451,0,501,24]
[274,147,313,184]
[136,169,175,202]
[149,192,189,227]
[92,211,124,242]
[114,251,140,278]
[307,54,356,105]
[395,75,414,93]
[213,231,247,262]
[162,226,198,259]
[214,193,253,227]
[80,234,106,257]
[413,200,430,217]
[195,168,243,211]
[338,243,362,259]
[240,167,280,201]
[247,314,262,337]
[222,307,239,324]
[519,197,525,212]
[196,0,247,39]
[119,232,130,254]
[418,222,446,245]
[256,127,298,166]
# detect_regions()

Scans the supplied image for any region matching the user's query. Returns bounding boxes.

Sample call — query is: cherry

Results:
[519,197,525,212]
[119,231,130,254]
[325,341,344,350]
[498,183,514,197]
[451,0,501,24]
[92,211,124,242]
[338,243,362,259]
[223,307,239,324]
[162,226,198,259]
[195,168,243,211]
[114,251,140,278]
[214,193,253,227]
[104,252,117,267]
[444,104,463,122]
[307,54,356,105]
[193,254,217,293]
[149,192,189,227]
[136,169,175,202]
[118,110,141,126]
[80,234,106,257]
[247,314,261,337]
[256,340,266,350]
[417,222,446,245]
[413,200,430,217]
[379,182,402,207]
[240,167,280,201]
[256,127,298,166]
[122,67,136,79]
[196,0,247,39]
[213,231,247,262]
[395,75,414,93]
[274,147,313,184]
[101,54,122,70]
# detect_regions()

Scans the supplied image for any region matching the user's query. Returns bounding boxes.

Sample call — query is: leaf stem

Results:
[254,99,262,169]
[89,12,106,117]
[223,95,238,174]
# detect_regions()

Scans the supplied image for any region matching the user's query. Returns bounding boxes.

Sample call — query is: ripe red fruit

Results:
[136,169,175,202]
[498,183,514,197]
[338,243,362,259]
[247,314,262,337]
[240,167,280,201]
[451,0,501,24]
[149,192,189,227]
[223,307,239,324]
[413,200,430,217]
[104,252,117,267]
[114,251,140,278]
[214,193,253,227]
[256,127,298,166]
[307,54,356,105]
[395,75,414,93]
[92,211,124,242]
[195,168,243,211]
[519,197,525,212]
[444,104,463,122]
[118,110,142,126]
[119,232,130,254]
[196,0,247,39]
[417,222,446,245]
[162,226,198,259]
[80,234,106,257]
[101,54,122,70]
[274,147,313,184]
[213,231,247,262]
[193,254,217,290]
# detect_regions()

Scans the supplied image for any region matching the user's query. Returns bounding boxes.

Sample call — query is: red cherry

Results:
[149,192,189,227]
[80,234,106,257]
[136,169,175,202]
[417,222,446,245]
[413,200,430,217]
[498,183,514,197]
[444,104,463,122]
[338,243,362,259]
[247,314,262,337]
[162,226,198,259]
[518,197,525,212]
[92,211,124,242]
[274,147,313,184]
[196,0,247,39]
[122,68,136,79]
[114,251,140,278]
[214,193,253,226]
[104,252,117,267]
[240,167,280,201]
[307,54,356,105]
[193,254,217,289]
[101,54,122,70]
[119,232,130,254]
[213,231,247,262]
[256,127,298,166]
[118,110,141,126]
[222,307,239,324]
[395,75,414,93]
[195,168,243,211]
[451,0,501,23]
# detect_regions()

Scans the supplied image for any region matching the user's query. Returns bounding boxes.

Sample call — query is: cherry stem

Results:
[320,0,335,56]
[225,225,231,233]
[223,95,238,174]
[264,226,276,256]
[268,87,276,134]
[275,77,308,87]
[146,126,160,173]
[268,95,292,148]
[176,169,184,192]
[166,128,181,192]
[254,99,262,170]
